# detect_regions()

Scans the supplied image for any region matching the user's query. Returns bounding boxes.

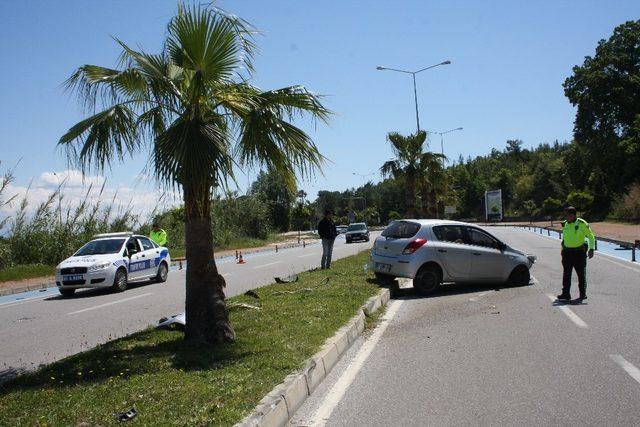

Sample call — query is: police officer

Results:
[149,221,168,247]
[558,206,595,301]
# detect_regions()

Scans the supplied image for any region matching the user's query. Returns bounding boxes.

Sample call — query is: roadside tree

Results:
[58,4,329,344]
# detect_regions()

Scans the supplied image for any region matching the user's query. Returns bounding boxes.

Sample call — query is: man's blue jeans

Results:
[321,238,335,269]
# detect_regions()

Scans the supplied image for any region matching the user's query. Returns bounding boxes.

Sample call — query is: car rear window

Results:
[382,221,420,238]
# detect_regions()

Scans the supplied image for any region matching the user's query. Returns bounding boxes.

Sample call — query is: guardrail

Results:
[489,224,639,262]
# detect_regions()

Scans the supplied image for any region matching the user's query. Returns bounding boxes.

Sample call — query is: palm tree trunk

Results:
[183,183,235,344]
[405,177,416,218]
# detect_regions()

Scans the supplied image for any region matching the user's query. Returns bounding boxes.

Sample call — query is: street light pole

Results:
[427,127,463,167]
[412,73,420,131]
[376,60,451,133]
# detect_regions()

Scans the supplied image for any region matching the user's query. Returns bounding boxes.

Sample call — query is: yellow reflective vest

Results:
[562,218,595,250]
[150,229,167,247]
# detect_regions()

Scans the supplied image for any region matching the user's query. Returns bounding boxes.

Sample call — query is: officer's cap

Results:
[564,206,577,215]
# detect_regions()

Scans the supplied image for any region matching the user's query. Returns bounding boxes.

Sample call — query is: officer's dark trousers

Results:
[561,248,587,296]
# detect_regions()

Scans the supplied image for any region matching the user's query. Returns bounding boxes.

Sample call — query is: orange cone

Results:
[237,251,246,264]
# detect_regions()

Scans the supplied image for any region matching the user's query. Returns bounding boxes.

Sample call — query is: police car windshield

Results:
[75,239,125,256]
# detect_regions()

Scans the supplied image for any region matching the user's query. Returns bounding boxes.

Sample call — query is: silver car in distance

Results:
[371,220,536,295]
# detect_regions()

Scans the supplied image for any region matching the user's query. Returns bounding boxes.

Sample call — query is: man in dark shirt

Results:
[318,209,338,269]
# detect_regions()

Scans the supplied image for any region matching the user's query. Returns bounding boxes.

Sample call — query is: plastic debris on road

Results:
[114,408,137,422]
[275,274,299,284]
[244,290,259,299]
[157,313,186,330]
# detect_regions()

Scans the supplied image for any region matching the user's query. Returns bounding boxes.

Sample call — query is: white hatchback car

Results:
[55,232,171,297]
[371,220,536,295]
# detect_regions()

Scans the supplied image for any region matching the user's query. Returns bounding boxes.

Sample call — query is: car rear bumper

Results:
[370,253,418,278]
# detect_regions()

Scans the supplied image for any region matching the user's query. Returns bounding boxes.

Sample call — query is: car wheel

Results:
[414,265,441,296]
[59,288,75,297]
[155,262,168,283]
[346,239,351,244]
[509,265,530,287]
[112,268,128,293]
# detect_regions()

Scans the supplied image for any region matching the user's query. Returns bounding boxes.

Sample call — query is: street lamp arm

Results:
[376,66,413,74]
[415,60,451,74]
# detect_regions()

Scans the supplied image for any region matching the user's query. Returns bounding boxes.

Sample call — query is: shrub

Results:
[566,190,594,213]
[542,197,563,217]
[611,183,640,221]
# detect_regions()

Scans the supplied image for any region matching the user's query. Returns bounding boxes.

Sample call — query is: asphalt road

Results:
[294,227,640,426]
[0,233,378,381]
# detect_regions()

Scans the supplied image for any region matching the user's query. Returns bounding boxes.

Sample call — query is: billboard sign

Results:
[485,189,503,221]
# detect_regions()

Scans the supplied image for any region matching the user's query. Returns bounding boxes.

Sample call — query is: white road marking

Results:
[251,261,282,269]
[610,354,640,385]
[311,299,404,426]
[546,294,588,328]
[67,292,153,315]
[469,291,490,302]
[298,253,317,258]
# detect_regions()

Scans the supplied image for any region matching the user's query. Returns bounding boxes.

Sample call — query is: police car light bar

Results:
[93,232,134,239]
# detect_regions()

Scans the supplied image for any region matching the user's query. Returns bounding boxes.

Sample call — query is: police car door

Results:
[137,237,159,278]
[125,238,146,280]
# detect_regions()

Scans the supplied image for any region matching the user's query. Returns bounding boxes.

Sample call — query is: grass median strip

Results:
[0,250,378,426]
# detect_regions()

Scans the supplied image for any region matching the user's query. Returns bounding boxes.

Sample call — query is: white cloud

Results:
[40,170,105,188]
[0,170,181,228]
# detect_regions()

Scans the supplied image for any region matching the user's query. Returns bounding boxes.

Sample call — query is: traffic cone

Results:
[237,251,246,264]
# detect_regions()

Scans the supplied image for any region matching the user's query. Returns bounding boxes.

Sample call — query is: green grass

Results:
[0,250,379,426]
[0,264,53,282]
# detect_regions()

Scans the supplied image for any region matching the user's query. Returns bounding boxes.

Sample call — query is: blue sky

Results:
[1,0,639,215]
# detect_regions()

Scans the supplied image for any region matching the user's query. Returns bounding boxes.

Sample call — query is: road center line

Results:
[67,292,153,315]
[251,261,282,269]
[610,354,640,385]
[298,253,316,258]
[546,294,588,328]
[312,299,404,426]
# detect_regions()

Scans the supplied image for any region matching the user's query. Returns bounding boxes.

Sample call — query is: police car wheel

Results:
[155,262,168,283]
[509,265,530,287]
[59,288,75,297]
[112,269,128,293]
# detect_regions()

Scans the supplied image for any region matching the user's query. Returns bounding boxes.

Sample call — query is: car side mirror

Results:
[498,242,506,251]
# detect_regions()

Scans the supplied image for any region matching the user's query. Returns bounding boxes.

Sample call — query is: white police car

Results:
[55,232,171,297]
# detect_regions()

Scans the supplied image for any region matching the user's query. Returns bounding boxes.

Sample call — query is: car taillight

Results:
[402,238,427,254]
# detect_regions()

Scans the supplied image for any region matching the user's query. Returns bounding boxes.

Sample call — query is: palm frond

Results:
[167,5,250,85]
[58,104,141,171]
[153,114,233,191]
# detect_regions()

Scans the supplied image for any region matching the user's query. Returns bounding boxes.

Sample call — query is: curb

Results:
[0,281,55,297]
[236,287,391,427]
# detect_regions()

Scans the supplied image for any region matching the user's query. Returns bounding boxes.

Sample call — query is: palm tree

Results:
[419,152,447,218]
[58,4,330,344]
[380,131,443,218]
